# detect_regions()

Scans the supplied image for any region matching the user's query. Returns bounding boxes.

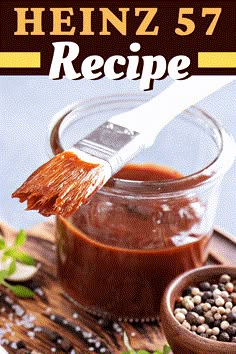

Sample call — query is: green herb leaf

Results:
[123,331,133,352]
[14,229,27,247]
[7,259,16,276]
[0,270,9,284]
[3,248,16,258]
[3,282,34,298]
[153,346,172,354]
[0,229,37,298]
[121,345,172,354]
[4,249,35,266]
[163,345,172,354]
[0,236,6,250]
[14,251,35,266]
[122,330,171,354]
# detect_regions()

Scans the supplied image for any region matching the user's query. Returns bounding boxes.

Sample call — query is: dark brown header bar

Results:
[0,1,235,88]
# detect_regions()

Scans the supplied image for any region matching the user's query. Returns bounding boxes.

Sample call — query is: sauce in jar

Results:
[56,163,210,320]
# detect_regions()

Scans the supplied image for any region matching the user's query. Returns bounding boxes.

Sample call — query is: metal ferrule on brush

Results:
[74,122,145,174]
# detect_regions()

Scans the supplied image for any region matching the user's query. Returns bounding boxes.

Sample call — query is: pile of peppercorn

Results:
[174,273,236,342]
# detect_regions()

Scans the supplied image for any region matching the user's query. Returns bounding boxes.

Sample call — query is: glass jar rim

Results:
[47,93,236,196]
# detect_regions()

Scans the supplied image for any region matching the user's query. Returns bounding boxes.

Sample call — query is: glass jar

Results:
[48,94,235,320]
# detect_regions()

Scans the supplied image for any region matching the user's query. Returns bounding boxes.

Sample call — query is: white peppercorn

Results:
[214,313,221,320]
[174,273,236,343]
[225,282,234,293]
[215,296,225,307]
[182,320,191,330]
[181,308,188,315]
[191,287,201,296]
[175,312,185,323]
[225,302,233,309]
[202,303,211,312]
[206,328,212,336]
[203,323,209,330]
[212,327,220,336]
[184,300,195,311]
[219,274,231,284]
[213,289,222,298]
[217,306,226,315]
[220,320,230,330]
[197,325,206,334]
[211,306,218,314]
[231,293,236,305]
[174,308,182,314]
[204,310,213,318]
[221,291,229,299]
[210,335,217,340]
[231,306,236,313]
[193,295,202,305]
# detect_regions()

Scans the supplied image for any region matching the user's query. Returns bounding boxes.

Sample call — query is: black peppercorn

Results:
[201,291,213,302]
[206,299,215,306]
[16,341,27,349]
[174,303,182,309]
[214,320,221,328]
[183,286,192,296]
[174,273,236,343]
[192,305,204,316]
[219,332,230,342]
[185,312,198,325]
[205,316,215,327]
[218,283,226,291]
[227,312,236,323]
[211,284,218,291]
[199,282,211,291]
[226,325,236,337]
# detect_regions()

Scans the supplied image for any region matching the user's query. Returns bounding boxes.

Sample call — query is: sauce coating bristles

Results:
[12,151,107,217]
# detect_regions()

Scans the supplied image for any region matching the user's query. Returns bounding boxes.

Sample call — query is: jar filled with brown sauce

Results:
[48,94,235,320]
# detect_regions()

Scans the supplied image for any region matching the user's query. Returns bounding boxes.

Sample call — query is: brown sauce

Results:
[56,163,211,319]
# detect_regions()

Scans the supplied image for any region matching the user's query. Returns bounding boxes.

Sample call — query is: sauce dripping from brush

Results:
[12,151,107,217]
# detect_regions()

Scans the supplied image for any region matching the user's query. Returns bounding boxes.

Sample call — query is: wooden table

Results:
[0,221,235,354]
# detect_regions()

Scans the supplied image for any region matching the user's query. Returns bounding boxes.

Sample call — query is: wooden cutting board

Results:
[0,221,235,354]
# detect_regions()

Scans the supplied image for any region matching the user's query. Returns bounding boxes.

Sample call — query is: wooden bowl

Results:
[160,265,236,354]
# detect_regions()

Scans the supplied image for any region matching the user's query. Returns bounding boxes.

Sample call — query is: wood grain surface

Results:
[0,221,235,354]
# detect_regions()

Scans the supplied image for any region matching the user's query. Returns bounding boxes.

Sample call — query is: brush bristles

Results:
[12,151,108,217]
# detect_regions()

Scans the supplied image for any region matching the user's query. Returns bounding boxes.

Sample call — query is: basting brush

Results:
[12,76,234,217]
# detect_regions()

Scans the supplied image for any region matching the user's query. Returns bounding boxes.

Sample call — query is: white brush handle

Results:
[0,345,8,354]
[110,76,235,146]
